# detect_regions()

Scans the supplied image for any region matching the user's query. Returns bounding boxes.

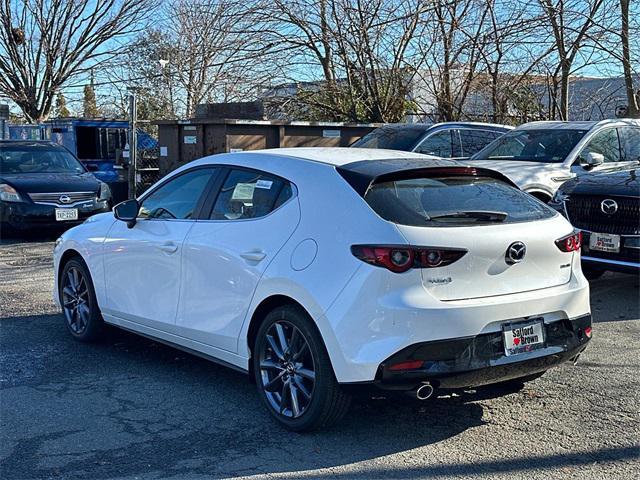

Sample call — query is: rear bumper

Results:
[582,256,639,273]
[371,314,591,390]
[581,231,639,273]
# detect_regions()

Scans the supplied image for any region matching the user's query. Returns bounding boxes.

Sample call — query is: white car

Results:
[53,147,592,431]
[467,119,640,202]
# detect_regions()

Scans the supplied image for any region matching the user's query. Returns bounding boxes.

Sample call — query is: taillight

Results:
[351,245,467,273]
[555,230,582,252]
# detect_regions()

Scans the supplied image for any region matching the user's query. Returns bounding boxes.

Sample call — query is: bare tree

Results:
[473,0,551,123]
[107,0,277,119]
[411,0,503,122]
[265,0,430,122]
[537,0,609,120]
[0,0,154,122]
[619,0,638,116]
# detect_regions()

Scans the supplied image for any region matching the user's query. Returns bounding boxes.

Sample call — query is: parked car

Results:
[467,119,640,202]
[0,140,111,233]
[550,166,639,279]
[351,122,512,159]
[53,147,591,431]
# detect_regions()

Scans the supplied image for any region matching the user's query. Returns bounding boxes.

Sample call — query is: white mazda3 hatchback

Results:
[53,147,592,431]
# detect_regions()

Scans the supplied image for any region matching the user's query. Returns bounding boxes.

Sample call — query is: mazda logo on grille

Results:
[59,195,71,204]
[601,199,618,215]
[506,241,526,265]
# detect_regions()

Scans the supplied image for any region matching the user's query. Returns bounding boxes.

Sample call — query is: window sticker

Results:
[231,183,255,200]
[255,179,273,189]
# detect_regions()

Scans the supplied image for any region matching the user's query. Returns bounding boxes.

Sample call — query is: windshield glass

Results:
[473,129,588,163]
[365,176,555,226]
[0,144,86,174]
[352,126,427,150]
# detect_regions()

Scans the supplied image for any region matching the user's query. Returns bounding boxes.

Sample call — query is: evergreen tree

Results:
[83,73,100,117]
[55,93,71,117]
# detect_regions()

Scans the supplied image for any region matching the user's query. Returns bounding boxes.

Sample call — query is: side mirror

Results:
[581,151,605,169]
[113,199,138,228]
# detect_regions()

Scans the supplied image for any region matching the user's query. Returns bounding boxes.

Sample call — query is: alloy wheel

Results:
[61,267,90,335]
[259,321,316,418]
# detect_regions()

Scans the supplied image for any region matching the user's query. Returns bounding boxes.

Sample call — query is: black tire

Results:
[582,265,605,280]
[59,257,105,342]
[253,305,351,432]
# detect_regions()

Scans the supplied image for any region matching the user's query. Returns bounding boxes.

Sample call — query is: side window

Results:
[581,129,621,163]
[415,130,453,157]
[210,168,292,221]
[459,129,501,157]
[618,126,640,162]
[139,168,215,220]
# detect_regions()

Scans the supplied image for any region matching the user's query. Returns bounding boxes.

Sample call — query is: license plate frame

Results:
[589,232,620,253]
[502,318,545,357]
[55,208,78,222]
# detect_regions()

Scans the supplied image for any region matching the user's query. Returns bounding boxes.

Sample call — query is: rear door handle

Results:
[240,250,266,262]
[158,241,179,254]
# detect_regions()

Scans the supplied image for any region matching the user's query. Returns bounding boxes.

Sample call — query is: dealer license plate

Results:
[55,208,78,221]
[589,232,620,253]
[503,319,545,357]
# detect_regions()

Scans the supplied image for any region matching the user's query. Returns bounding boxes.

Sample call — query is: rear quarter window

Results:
[365,176,556,227]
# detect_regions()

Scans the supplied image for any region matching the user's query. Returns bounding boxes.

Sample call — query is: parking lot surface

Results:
[1,236,638,480]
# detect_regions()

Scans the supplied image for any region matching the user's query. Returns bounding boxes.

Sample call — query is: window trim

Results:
[413,128,456,157]
[136,165,221,222]
[199,165,298,223]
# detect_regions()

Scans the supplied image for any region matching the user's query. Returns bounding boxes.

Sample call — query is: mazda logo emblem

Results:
[59,195,71,204]
[506,241,526,265]
[601,199,618,215]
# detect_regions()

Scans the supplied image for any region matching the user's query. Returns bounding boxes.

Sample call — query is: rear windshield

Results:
[0,145,86,174]
[473,129,588,163]
[365,176,556,226]
[352,126,427,150]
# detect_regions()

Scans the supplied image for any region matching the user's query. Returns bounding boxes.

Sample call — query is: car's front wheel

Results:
[59,257,105,342]
[253,305,351,431]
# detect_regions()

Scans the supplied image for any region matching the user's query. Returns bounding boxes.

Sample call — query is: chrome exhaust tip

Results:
[416,382,434,401]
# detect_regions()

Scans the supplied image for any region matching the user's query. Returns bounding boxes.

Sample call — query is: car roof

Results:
[372,122,512,131]
[514,119,640,131]
[241,147,435,166]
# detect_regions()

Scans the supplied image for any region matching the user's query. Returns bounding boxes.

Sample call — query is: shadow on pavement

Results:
[0,229,62,244]
[589,272,639,323]
[0,314,486,479]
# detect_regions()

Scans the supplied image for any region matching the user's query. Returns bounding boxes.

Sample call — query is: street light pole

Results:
[128,90,138,199]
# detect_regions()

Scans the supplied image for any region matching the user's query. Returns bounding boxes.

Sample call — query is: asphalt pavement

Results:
[1,235,638,479]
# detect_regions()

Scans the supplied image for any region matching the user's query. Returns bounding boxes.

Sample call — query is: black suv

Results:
[552,167,639,278]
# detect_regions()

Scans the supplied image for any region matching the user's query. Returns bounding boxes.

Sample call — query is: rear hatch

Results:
[362,167,575,301]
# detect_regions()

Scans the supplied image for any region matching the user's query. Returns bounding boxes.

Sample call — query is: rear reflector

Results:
[351,245,467,273]
[555,230,582,252]
[388,360,424,371]
[585,326,592,338]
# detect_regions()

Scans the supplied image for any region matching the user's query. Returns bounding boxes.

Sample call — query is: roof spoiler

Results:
[337,165,519,197]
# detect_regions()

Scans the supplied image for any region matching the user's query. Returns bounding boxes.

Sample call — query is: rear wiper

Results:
[428,211,508,222]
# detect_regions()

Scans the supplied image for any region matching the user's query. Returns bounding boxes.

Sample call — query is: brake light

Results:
[351,245,467,273]
[555,230,582,252]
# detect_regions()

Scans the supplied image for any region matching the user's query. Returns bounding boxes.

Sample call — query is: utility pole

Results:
[128,90,138,199]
